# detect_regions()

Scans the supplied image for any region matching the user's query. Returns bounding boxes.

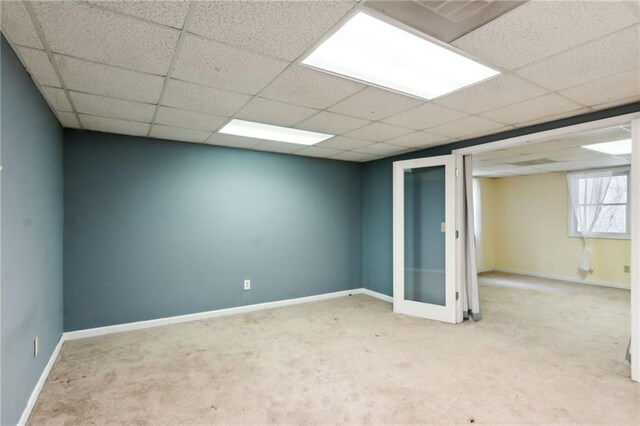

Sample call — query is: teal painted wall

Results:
[1,36,64,425]
[63,130,363,331]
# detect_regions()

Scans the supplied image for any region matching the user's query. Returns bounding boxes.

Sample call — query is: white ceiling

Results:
[473,125,632,177]
[1,0,639,162]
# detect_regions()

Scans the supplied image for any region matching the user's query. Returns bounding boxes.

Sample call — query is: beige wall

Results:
[477,172,631,287]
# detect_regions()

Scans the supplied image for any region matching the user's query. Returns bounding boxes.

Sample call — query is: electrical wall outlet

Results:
[243,279,251,290]
[34,336,38,357]
[624,265,630,273]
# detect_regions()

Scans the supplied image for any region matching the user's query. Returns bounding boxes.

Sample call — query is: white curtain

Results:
[567,170,614,272]
[460,155,481,320]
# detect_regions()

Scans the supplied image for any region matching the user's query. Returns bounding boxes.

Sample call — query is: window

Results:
[568,168,630,239]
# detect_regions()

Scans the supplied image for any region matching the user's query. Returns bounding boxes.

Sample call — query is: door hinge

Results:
[455,168,459,177]
[456,291,459,300]
[455,230,459,238]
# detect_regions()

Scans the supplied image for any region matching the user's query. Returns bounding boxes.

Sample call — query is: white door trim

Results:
[393,155,457,323]
[453,112,640,382]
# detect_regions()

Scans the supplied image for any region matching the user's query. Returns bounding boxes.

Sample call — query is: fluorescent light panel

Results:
[302,11,500,100]
[218,119,333,145]
[582,139,632,155]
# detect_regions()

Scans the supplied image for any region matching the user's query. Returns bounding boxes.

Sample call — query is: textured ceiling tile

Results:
[207,133,262,149]
[382,103,467,130]
[513,107,591,128]
[155,106,229,132]
[32,1,179,75]
[344,122,413,142]
[56,111,80,128]
[480,94,585,125]
[1,1,43,49]
[41,87,72,112]
[330,151,381,162]
[149,124,212,143]
[354,143,410,156]
[252,140,304,154]
[55,55,164,104]
[235,97,319,127]
[187,1,354,61]
[314,136,374,150]
[79,114,150,136]
[172,35,289,95]
[559,69,640,108]
[328,87,423,121]
[70,91,156,122]
[161,79,251,116]
[293,146,345,158]
[515,25,640,91]
[452,1,639,70]
[434,74,547,114]
[426,116,506,138]
[385,131,450,148]
[260,65,365,109]
[294,111,370,135]
[17,47,61,87]
[88,1,190,29]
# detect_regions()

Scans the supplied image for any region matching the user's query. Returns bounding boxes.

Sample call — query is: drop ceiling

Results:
[1,0,639,162]
[473,125,632,177]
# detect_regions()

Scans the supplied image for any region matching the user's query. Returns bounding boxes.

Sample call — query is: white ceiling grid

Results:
[0,0,638,162]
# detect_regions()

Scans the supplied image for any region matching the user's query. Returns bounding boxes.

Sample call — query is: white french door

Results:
[393,155,457,323]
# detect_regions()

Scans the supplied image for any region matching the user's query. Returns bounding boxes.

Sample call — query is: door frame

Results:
[392,155,458,323]
[453,111,640,382]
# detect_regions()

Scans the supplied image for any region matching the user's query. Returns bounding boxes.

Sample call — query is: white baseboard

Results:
[491,268,630,290]
[18,336,64,426]
[360,288,393,303]
[64,288,363,341]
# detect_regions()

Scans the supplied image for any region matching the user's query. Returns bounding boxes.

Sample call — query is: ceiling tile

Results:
[452,1,639,70]
[155,106,228,132]
[294,146,345,158]
[207,133,262,149]
[426,116,506,138]
[515,25,640,91]
[187,1,354,61]
[56,111,80,128]
[328,87,423,121]
[344,122,413,142]
[314,136,374,150]
[252,140,304,154]
[559,68,640,108]
[295,111,371,135]
[88,1,190,29]
[1,1,43,49]
[385,131,450,148]
[161,79,251,117]
[330,151,381,162]
[354,143,409,156]
[55,55,164,104]
[70,91,155,122]
[261,65,365,109]
[235,97,319,127]
[17,47,60,87]
[172,34,289,95]
[41,87,72,112]
[513,107,591,129]
[149,124,211,143]
[434,74,547,114]
[480,94,584,126]
[382,103,467,130]
[79,114,150,136]
[33,1,179,75]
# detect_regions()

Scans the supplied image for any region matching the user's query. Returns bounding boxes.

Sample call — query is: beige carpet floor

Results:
[29,272,638,425]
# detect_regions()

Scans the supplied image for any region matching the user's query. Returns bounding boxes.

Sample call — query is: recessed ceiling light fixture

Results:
[218,119,333,145]
[302,11,500,100]
[582,139,632,155]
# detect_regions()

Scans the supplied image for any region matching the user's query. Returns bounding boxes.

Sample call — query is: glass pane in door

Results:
[404,165,446,306]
